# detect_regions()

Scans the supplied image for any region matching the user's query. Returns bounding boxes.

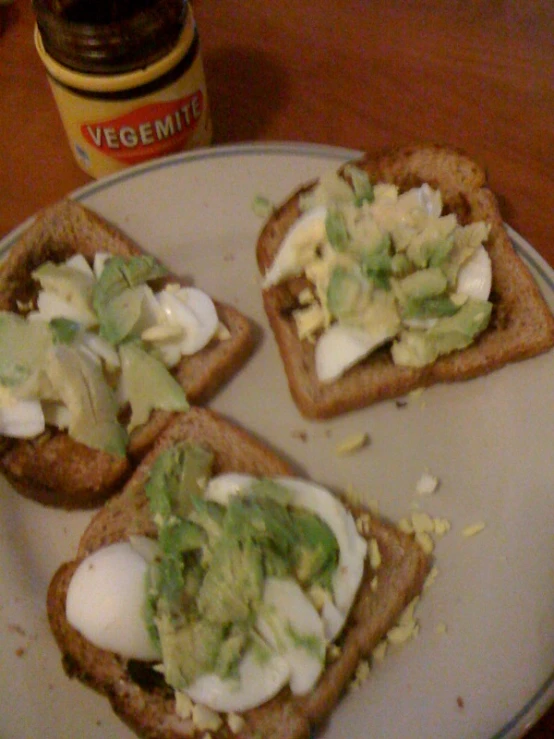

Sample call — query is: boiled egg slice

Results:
[273,477,367,619]
[65,253,95,278]
[42,401,71,430]
[93,252,112,280]
[34,290,98,328]
[183,633,290,713]
[314,322,394,383]
[205,474,367,637]
[456,244,492,301]
[204,473,257,504]
[79,332,121,370]
[66,538,160,661]
[156,287,218,355]
[256,577,325,695]
[262,206,328,288]
[0,398,45,438]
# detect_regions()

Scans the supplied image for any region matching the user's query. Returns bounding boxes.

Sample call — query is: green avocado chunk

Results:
[144,449,343,689]
[44,344,127,456]
[327,266,370,319]
[392,298,492,367]
[93,255,167,344]
[0,312,51,394]
[119,341,189,433]
[32,261,97,326]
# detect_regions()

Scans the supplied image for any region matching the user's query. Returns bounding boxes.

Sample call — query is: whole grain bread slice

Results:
[47,407,430,739]
[256,144,554,419]
[0,200,254,507]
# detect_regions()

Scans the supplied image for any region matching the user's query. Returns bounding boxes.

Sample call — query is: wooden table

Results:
[1,0,553,736]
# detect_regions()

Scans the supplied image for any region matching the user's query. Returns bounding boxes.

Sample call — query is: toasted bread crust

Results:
[0,201,255,508]
[256,144,554,419]
[47,408,430,739]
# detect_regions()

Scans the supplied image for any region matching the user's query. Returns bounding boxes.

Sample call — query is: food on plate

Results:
[256,144,554,418]
[47,407,430,739]
[0,200,254,507]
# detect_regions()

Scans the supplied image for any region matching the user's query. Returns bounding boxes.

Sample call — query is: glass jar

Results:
[33,0,212,178]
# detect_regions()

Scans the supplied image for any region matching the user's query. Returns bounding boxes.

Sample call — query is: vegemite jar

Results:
[33,0,212,178]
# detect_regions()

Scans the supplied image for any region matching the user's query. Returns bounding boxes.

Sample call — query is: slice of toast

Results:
[0,200,254,507]
[256,144,554,419]
[47,407,430,739]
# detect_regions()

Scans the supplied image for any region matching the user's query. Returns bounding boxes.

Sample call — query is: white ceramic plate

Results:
[1,143,553,739]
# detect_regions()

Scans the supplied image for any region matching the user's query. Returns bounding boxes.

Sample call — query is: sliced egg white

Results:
[272,477,367,619]
[35,290,98,328]
[92,251,113,280]
[156,287,218,355]
[456,244,492,301]
[321,594,347,641]
[205,473,367,638]
[314,322,394,383]
[93,252,112,280]
[204,473,257,504]
[79,332,121,370]
[0,398,45,438]
[65,253,95,278]
[42,400,71,430]
[66,539,160,661]
[256,577,325,695]
[183,634,290,713]
[262,206,328,288]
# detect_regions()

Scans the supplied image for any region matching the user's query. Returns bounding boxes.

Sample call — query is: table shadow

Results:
[202,45,290,143]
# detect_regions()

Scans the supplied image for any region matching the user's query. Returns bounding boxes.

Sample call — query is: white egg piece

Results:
[93,252,112,279]
[42,401,71,430]
[184,635,290,713]
[80,332,121,370]
[36,290,97,328]
[128,284,167,335]
[156,287,218,355]
[204,473,256,505]
[0,399,45,438]
[273,477,367,617]
[66,539,160,661]
[262,206,328,288]
[456,244,492,301]
[315,322,393,382]
[321,594,347,641]
[65,253,95,278]
[256,577,325,695]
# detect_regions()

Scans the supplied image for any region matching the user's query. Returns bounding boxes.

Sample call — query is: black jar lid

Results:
[33,0,188,75]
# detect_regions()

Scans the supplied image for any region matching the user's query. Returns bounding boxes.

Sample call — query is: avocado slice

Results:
[392,298,492,367]
[145,442,213,522]
[327,266,370,320]
[93,255,167,344]
[291,509,339,589]
[0,312,52,395]
[44,344,127,456]
[118,341,189,433]
[32,261,97,327]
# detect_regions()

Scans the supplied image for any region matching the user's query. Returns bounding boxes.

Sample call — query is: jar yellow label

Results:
[36,10,212,179]
[47,49,212,178]
[80,90,206,165]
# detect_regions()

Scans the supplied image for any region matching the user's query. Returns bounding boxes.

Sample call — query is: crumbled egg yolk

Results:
[462,521,486,537]
[191,704,223,732]
[415,470,440,495]
[372,640,388,663]
[335,432,369,456]
[349,659,371,691]
[369,538,382,570]
[227,713,246,734]
[386,596,420,645]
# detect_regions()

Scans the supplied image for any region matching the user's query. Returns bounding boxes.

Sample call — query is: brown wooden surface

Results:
[1,0,553,736]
